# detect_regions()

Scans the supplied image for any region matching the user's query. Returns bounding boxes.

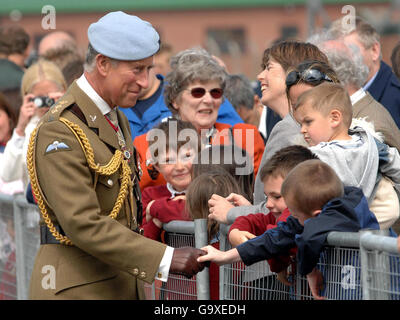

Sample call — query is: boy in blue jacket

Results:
[198,159,379,299]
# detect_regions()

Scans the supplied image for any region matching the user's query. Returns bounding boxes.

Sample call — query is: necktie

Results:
[106,109,119,131]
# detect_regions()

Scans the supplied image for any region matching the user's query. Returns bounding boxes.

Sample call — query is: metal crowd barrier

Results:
[143,219,210,300]
[218,227,400,300]
[0,193,40,300]
[1,188,399,301]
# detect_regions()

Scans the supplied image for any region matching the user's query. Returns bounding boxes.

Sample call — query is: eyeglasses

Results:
[285,69,333,88]
[186,87,224,99]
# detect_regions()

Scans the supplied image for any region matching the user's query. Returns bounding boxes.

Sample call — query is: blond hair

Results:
[21,59,67,96]
[294,82,352,129]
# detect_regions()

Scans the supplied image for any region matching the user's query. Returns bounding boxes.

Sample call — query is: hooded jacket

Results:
[310,124,400,204]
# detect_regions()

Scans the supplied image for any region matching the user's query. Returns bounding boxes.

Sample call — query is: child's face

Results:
[287,205,310,226]
[263,175,287,218]
[155,147,195,192]
[285,195,321,226]
[294,102,334,146]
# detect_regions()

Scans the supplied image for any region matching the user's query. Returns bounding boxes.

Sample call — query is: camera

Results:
[30,96,55,108]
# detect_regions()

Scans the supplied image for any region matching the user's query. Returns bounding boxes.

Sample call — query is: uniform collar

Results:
[76,74,113,116]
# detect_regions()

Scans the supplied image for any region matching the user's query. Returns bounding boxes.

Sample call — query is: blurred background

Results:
[0,0,399,79]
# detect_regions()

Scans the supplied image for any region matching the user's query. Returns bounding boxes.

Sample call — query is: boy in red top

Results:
[142,118,200,241]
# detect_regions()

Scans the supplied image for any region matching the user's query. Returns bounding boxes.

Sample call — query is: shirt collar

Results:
[76,74,113,116]
[363,70,378,91]
[166,182,186,199]
[350,87,367,105]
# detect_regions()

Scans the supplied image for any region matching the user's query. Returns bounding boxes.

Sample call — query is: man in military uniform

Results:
[28,11,205,299]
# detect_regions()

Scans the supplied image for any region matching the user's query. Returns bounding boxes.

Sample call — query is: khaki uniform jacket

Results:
[353,92,400,151]
[29,82,167,300]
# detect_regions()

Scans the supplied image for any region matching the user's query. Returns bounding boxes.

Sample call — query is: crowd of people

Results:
[0,11,400,300]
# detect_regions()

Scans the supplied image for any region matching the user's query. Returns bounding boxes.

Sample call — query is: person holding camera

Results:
[0,59,66,191]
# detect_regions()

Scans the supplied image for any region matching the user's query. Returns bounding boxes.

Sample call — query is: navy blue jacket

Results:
[236,186,379,276]
[367,61,400,129]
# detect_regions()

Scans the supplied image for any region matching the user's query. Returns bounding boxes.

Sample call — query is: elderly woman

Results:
[0,59,67,190]
[134,48,265,191]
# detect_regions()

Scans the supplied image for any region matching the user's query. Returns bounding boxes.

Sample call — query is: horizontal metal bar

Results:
[326,231,360,248]
[162,220,195,234]
[360,233,399,255]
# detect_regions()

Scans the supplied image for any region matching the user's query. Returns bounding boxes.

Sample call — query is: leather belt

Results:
[40,224,65,244]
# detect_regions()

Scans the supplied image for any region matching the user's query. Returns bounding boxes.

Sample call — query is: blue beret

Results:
[88,11,160,61]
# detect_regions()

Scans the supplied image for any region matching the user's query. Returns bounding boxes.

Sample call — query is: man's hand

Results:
[169,247,207,278]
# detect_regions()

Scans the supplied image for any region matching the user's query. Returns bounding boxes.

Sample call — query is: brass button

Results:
[140,271,146,279]
[107,179,113,186]
[132,268,139,275]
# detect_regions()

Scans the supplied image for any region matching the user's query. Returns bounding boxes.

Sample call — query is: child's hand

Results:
[172,195,186,201]
[226,193,251,207]
[276,269,293,286]
[208,194,234,224]
[146,200,155,222]
[153,218,162,228]
[197,245,241,266]
[197,245,224,265]
[306,268,325,300]
[228,228,256,247]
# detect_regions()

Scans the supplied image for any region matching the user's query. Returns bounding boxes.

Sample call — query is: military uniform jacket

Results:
[29,82,167,300]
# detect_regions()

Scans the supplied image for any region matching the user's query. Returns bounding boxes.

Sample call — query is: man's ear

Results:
[370,41,381,62]
[96,54,111,77]
[329,109,342,128]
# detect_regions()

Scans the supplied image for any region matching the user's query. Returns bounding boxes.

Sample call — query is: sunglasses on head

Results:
[285,68,333,88]
[186,87,224,99]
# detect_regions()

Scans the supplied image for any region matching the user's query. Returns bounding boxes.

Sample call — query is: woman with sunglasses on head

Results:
[285,60,339,108]
[134,48,265,191]
[251,41,330,204]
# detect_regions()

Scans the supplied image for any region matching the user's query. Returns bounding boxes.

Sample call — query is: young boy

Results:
[293,82,400,230]
[198,159,379,299]
[228,145,318,248]
[142,118,200,241]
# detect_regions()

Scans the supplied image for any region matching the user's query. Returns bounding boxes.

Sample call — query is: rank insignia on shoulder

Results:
[45,140,71,154]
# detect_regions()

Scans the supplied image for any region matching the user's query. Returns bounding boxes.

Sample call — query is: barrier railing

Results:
[0,190,399,301]
[0,193,40,300]
[143,219,211,300]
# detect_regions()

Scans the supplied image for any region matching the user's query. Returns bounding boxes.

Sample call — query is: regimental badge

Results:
[89,115,97,122]
[45,140,71,154]
[123,149,131,160]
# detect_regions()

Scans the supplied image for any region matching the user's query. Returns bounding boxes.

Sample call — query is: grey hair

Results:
[164,47,227,113]
[328,17,380,49]
[84,43,119,73]
[321,42,369,88]
[308,30,369,88]
[224,74,254,110]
